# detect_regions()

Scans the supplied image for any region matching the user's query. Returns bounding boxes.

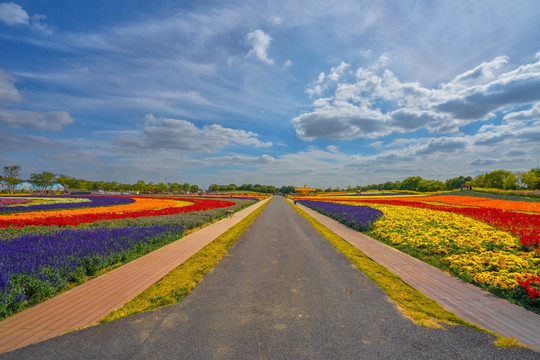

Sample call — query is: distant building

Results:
[15,181,34,191]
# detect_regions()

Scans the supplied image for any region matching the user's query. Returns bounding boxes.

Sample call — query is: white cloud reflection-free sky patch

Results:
[1,1,539,188]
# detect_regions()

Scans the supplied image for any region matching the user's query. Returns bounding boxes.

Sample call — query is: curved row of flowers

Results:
[0,195,129,214]
[0,194,253,320]
[296,194,540,313]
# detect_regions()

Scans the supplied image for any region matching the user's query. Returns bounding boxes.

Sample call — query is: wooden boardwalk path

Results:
[294,201,540,352]
[0,198,270,354]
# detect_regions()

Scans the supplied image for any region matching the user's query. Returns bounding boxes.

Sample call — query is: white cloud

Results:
[326,145,339,153]
[503,102,540,122]
[0,68,73,130]
[0,108,73,130]
[0,2,51,33]
[0,2,29,25]
[0,130,67,152]
[196,154,277,166]
[327,61,350,82]
[292,102,389,141]
[245,29,274,64]
[445,56,509,90]
[115,114,272,153]
[271,16,282,26]
[293,54,540,141]
[0,68,22,103]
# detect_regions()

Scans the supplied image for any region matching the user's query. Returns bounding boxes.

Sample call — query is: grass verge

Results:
[99,198,270,324]
[288,200,529,349]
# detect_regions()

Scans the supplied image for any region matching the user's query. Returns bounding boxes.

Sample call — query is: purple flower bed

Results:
[331,192,410,196]
[0,224,183,319]
[0,198,32,206]
[0,195,135,214]
[299,200,383,232]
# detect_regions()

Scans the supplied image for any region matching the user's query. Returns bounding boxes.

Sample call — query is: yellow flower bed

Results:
[342,202,539,293]
[0,198,192,221]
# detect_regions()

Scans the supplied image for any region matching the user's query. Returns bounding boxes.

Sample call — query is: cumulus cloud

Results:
[413,136,468,155]
[0,2,51,33]
[245,29,274,64]
[503,101,540,122]
[292,102,389,140]
[293,53,540,141]
[446,56,509,89]
[0,2,28,25]
[116,114,272,153]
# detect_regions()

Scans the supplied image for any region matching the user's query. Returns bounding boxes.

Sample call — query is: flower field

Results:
[0,194,254,320]
[295,193,540,313]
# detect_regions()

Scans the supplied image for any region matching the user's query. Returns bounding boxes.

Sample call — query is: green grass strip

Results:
[100,199,270,324]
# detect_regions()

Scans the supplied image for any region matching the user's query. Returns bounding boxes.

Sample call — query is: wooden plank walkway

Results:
[0,198,270,354]
[294,201,540,352]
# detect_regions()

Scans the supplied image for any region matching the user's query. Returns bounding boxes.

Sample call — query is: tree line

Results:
[0,166,200,194]
[351,168,540,193]
[2,165,539,195]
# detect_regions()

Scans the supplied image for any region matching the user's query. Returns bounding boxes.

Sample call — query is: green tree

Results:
[156,182,167,193]
[3,165,21,193]
[191,184,200,193]
[227,183,237,191]
[169,182,181,192]
[57,174,79,192]
[279,185,296,194]
[382,181,397,190]
[208,184,219,191]
[29,171,57,192]
[133,180,146,193]
[445,176,473,190]
[473,169,516,189]
[183,182,191,192]
[399,176,423,191]
[417,179,446,192]
[519,168,540,190]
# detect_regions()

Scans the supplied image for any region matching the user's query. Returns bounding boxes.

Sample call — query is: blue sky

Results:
[1,1,539,188]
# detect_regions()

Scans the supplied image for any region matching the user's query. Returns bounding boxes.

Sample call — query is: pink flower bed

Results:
[0,198,32,206]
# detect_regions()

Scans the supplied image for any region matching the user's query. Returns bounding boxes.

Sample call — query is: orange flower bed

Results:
[406,195,540,213]
[0,197,192,222]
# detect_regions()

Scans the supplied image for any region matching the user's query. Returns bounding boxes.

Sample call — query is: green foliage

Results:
[519,168,540,189]
[183,182,191,192]
[445,175,473,189]
[2,165,21,193]
[29,172,57,191]
[278,185,296,194]
[472,169,517,190]
[2,165,21,179]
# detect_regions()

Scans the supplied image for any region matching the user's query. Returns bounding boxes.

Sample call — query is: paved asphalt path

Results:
[2,197,538,359]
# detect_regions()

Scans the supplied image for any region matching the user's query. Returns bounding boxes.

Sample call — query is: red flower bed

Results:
[0,198,234,228]
[311,197,540,249]
[517,274,540,299]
